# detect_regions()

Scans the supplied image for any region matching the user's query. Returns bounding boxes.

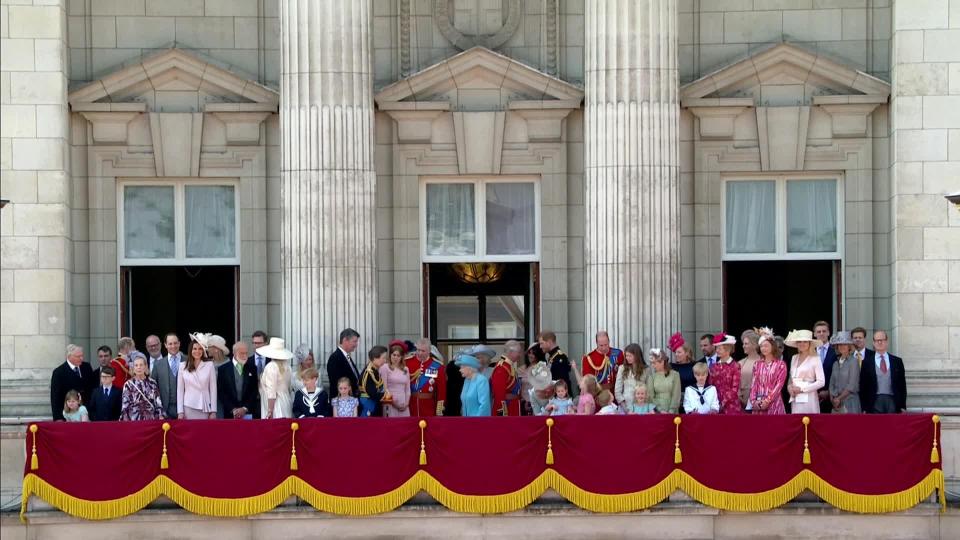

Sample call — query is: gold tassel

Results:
[160,422,170,470]
[290,422,299,471]
[418,420,427,466]
[802,416,811,465]
[545,418,555,465]
[673,417,682,464]
[931,415,940,464]
[29,424,38,470]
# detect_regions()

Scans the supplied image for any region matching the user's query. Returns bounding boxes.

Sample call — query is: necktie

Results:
[347,353,358,376]
[235,362,242,378]
[73,366,81,377]
[256,355,264,373]
[104,388,108,397]
[880,354,888,375]
[819,346,826,361]
[170,355,178,376]
[855,350,862,367]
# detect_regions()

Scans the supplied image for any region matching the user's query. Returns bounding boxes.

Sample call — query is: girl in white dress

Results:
[257,338,295,419]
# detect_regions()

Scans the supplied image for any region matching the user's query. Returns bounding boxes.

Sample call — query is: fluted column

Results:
[280,1,377,357]
[584,0,680,350]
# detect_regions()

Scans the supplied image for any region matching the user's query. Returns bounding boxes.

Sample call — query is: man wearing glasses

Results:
[859,331,907,414]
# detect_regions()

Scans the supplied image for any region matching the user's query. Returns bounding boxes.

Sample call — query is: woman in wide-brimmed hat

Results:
[785,329,825,415]
[828,331,861,414]
[257,337,295,419]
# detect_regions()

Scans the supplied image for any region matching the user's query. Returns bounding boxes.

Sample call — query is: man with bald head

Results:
[406,337,447,416]
[144,334,163,374]
[582,330,623,393]
[491,340,524,416]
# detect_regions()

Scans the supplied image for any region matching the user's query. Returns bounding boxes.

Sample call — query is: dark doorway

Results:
[724,260,840,356]
[426,262,535,361]
[122,266,238,351]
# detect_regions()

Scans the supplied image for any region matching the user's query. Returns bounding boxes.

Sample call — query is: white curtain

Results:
[426,184,475,256]
[185,185,236,258]
[787,179,837,253]
[124,186,175,258]
[486,183,535,255]
[725,181,776,254]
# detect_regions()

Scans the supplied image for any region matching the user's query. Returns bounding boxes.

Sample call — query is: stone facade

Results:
[0,0,957,459]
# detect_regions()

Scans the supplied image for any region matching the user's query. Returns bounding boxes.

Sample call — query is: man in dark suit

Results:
[698,334,717,367]
[90,345,113,379]
[860,330,907,414]
[813,321,838,414]
[88,366,122,421]
[851,326,873,369]
[218,341,259,419]
[326,328,362,398]
[50,344,95,420]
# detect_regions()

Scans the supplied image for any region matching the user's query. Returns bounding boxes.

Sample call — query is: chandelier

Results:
[451,263,505,284]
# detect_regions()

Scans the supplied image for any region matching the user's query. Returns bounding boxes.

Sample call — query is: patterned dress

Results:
[709,358,743,415]
[332,396,359,417]
[749,359,787,415]
[120,377,165,420]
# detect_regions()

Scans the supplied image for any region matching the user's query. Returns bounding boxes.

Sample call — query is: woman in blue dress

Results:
[457,354,491,417]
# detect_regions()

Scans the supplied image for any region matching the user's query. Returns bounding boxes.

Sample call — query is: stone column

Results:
[280,1,378,358]
[583,0,680,350]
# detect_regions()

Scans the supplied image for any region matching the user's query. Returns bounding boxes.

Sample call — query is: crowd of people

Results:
[49,321,907,423]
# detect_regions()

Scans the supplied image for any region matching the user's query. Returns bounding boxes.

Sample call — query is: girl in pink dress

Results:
[380,343,411,417]
[708,333,742,415]
[750,330,787,415]
[785,330,826,415]
[576,374,599,415]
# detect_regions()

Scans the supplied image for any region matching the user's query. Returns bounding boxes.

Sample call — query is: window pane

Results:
[437,296,479,339]
[426,184,475,256]
[787,179,837,253]
[486,183,535,255]
[486,295,525,339]
[185,185,236,258]
[725,181,776,254]
[124,186,175,259]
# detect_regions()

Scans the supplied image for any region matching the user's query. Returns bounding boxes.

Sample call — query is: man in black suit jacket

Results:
[50,344,96,420]
[218,342,260,419]
[88,366,122,421]
[813,321,838,414]
[859,330,907,413]
[326,328,362,398]
[851,327,873,368]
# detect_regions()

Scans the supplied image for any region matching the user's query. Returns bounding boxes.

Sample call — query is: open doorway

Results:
[121,266,239,350]
[724,260,840,356]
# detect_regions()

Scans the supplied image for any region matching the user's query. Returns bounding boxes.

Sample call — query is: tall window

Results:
[119,180,240,265]
[722,176,842,260]
[422,178,539,262]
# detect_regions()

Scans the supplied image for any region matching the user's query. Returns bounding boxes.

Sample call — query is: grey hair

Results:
[65,344,82,358]
[128,350,146,364]
[232,341,248,355]
[294,343,312,363]
[504,340,524,354]
[415,337,431,349]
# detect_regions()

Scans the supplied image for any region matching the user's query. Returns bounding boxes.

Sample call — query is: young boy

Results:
[683,362,720,414]
[293,367,330,418]
[596,390,619,415]
[89,366,122,421]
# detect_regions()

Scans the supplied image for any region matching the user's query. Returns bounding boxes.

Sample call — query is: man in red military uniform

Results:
[490,340,524,416]
[582,330,622,393]
[405,338,447,416]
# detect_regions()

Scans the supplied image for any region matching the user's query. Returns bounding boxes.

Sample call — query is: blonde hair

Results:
[63,390,82,412]
[581,374,600,397]
[597,390,613,407]
[692,362,709,376]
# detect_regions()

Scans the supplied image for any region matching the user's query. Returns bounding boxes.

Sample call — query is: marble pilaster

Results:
[280,1,378,360]
[583,0,681,350]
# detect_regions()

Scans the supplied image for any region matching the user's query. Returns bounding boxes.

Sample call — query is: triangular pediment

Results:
[69,47,278,111]
[375,47,583,110]
[681,43,890,103]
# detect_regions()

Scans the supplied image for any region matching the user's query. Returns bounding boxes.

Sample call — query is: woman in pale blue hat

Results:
[456,353,491,417]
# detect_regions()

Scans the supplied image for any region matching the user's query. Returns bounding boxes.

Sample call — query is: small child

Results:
[63,390,89,422]
[293,367,329,418]
[629,386,657,415]
[331,377,359,418]
[576,374,599,415]
[542,380,574,416]
[596,390,619,415]
[684,361,720,414]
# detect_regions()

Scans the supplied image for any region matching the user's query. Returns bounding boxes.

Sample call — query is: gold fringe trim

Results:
[19,468,946,522]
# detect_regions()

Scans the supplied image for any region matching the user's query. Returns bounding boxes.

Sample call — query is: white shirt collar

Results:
[339,346,352,358]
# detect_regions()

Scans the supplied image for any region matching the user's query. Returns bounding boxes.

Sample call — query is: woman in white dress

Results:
[785,330,825,415]
[257,337,294,419]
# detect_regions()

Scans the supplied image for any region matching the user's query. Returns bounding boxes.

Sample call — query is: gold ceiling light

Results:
[451,263,505,284]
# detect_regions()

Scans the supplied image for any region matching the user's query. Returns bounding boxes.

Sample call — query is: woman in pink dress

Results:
[708,333,742,415]
[785,330,825,415]
[379,342,411,417]
[749,329,787,415]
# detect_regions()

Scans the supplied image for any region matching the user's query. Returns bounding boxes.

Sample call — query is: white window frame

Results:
[117,178,241,266]
[721,173,844,261]
[420,176,541,263]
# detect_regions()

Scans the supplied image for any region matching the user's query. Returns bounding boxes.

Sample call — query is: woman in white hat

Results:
[784,329,826,415]
[828,331,861,414]
[257,337,294,419]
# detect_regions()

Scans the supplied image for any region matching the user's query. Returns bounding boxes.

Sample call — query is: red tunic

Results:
[581,349,621,391]
[709,359,742,415]
[490,356,521,416]
[110,357,129,390]
[405,353,447,417]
